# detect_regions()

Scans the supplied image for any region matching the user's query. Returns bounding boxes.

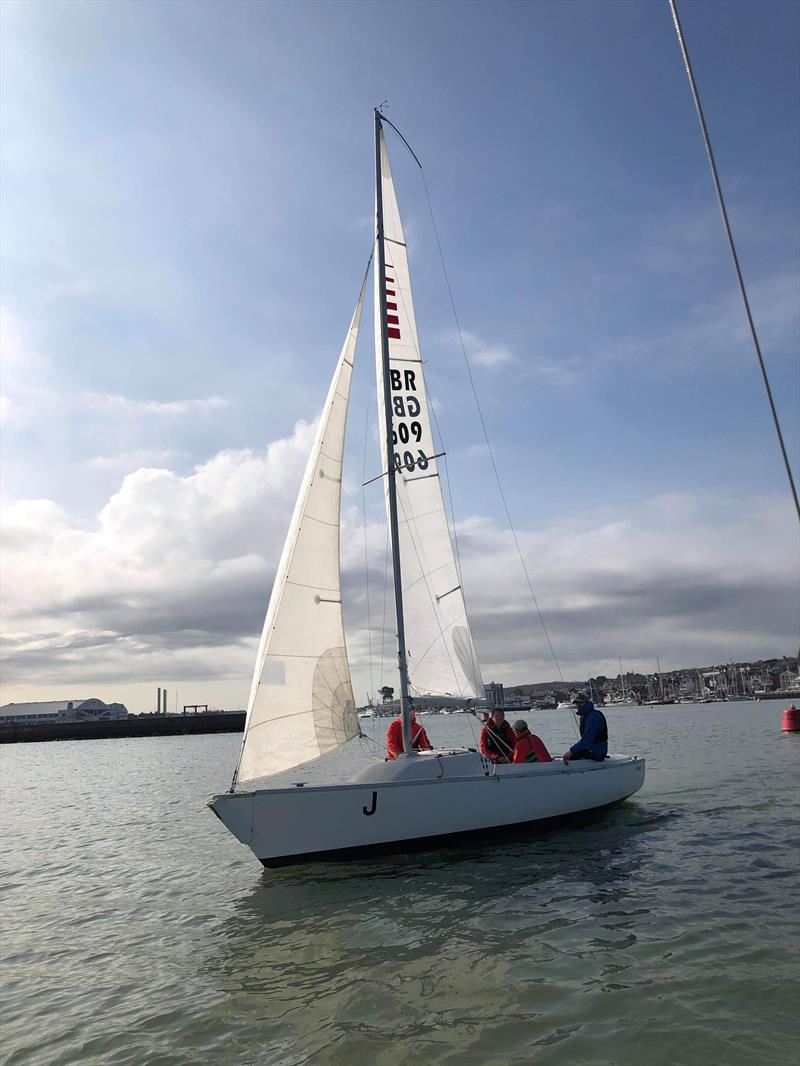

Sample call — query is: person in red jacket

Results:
[511,720,553,763]
[479,709,516,763]
[386,709,432,760]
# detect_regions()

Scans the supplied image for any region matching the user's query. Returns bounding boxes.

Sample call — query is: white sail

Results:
[234,280,367,785]
[374,128,483,699]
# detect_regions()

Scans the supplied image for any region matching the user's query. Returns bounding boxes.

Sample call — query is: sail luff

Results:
[232,271,368,788]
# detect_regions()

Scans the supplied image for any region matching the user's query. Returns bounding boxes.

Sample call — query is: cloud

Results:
[85,449,184,472]
[78,392,231,416]
[601,270,800,372]
[3,409,796,710]
[1,420,319,696]
[0,306,48,427]
[460,329,514,368]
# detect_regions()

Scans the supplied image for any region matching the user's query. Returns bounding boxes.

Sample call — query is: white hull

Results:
[210,751,645,867]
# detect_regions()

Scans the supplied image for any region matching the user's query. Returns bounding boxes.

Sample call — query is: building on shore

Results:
[0,699,128,724]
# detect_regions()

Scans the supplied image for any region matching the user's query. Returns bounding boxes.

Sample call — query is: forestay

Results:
[374,128,483,700]
[233,283,366,785]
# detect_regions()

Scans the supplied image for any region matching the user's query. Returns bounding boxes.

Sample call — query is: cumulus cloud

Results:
[2,414,797,711]
[1,420,319,698]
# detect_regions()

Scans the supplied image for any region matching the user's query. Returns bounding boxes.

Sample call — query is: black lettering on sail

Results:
[390,369,402,391]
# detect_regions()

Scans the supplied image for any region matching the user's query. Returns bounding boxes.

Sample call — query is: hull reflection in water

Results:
[210,752,645,867]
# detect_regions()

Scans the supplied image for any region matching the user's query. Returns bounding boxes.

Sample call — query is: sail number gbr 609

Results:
[390,367,428,472]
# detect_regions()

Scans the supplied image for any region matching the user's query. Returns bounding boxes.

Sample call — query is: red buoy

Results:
[781,704,800,732]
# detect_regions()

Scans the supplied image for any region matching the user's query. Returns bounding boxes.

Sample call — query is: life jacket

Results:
[483,720,514,758]
[513,733,536,763]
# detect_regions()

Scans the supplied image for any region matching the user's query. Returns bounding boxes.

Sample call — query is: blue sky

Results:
[1,0,798,712]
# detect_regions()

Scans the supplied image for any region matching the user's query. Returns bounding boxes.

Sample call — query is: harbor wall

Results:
[0,712,246,745]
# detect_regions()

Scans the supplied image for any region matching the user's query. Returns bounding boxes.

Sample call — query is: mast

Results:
[375,108,414,758]
[619,656,626,701]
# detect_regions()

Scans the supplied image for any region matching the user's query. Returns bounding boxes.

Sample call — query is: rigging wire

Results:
[668,0,800,524]
[384,243,481,697]
[379,113,567,687]
[361,388,375,701]
[379,520,391,691]
[394,487,467,697]
[418,167,566,684]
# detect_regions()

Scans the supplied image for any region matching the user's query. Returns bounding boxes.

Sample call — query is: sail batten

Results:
[374,127,484,701]
[233,277,368,787]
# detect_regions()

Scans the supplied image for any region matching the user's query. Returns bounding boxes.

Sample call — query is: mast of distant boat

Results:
[619,656,627,701]
[375,108,413,757]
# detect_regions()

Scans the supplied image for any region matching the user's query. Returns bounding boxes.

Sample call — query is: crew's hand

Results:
[562,751,572,764]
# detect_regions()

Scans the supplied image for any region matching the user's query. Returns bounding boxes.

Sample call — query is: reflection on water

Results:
[205,806,660,1064]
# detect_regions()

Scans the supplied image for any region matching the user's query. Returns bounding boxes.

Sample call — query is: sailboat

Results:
[209,112,645,867]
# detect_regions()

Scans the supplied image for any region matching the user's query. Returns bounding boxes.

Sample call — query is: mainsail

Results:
[374,128,483,699]
[233,280,367,785]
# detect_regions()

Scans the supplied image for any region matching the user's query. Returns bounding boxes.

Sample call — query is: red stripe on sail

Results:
[385,276,394,283]
[386,301,397,310]
[387,314,399,325]
[387,327,401,339]
[386,289,395,296]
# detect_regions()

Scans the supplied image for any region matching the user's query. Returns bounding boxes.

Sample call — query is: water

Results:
[1,702,798,1066]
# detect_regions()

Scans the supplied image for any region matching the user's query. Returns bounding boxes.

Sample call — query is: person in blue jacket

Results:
[562,693,608,763]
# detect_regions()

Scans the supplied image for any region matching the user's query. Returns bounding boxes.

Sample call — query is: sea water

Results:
[1,701,798,1066]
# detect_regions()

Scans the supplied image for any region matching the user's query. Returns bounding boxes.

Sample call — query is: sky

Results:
[1,0,798,713]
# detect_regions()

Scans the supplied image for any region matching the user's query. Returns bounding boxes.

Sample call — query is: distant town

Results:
[362,654,800,715]
[1,654,798,732]
[502,653,800,709]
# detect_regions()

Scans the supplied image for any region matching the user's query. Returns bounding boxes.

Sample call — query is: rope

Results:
[668,0,800,523]
[378,114,566,682]
[425,374,484,691]
[361,387,374,700]
[379,520,391,690]
[395,488,467,696]
[466,708,537,763]
[419,167,566,682]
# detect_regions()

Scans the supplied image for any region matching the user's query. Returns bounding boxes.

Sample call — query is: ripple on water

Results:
[1,711,799,1065]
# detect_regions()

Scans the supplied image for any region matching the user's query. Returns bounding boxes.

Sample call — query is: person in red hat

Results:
[386,709,432,760]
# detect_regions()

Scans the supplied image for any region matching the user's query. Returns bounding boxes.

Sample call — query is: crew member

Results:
[480,708,516,763]
[562,693,608,762]
[512,720,553,763]
[386,709,431,760]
